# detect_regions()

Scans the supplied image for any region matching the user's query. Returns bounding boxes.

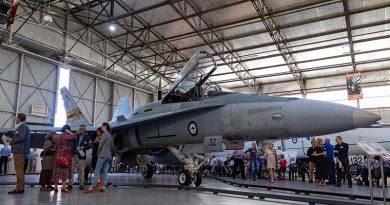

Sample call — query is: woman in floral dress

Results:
[51,125,76,193]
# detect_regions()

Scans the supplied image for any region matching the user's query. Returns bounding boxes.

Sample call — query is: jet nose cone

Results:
[353,109,381,127]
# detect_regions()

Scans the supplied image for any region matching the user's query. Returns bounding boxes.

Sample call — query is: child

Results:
[278,154,287,180]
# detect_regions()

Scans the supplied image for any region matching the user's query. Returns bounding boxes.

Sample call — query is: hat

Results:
[61,125,71,133]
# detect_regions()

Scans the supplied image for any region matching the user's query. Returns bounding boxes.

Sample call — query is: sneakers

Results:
[67,185,73,190]
[79,185,84,190]
[8,189,24,194]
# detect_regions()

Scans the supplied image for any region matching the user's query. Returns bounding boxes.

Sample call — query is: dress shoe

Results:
[67,185,73,190]
[8,189,24,194]
[79,185,84,190]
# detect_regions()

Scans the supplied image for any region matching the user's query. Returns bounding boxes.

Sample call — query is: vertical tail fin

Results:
[60,87,90,127]
[111,96,132,123]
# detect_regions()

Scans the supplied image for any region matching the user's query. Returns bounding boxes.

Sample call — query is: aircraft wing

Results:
[113,104,224,131]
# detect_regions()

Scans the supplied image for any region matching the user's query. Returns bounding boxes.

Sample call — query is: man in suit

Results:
[8,113,30,194]
[68,125,91,190]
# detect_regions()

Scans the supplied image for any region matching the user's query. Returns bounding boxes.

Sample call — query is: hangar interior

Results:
[0,0,389,128]
[0,0,390,204]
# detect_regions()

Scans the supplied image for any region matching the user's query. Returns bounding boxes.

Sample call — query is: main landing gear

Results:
[137,154,154,179]
[168,146,206,187]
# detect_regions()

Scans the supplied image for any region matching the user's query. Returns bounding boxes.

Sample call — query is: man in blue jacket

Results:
[68,125,91,190]
[324,138,336,185]
[8,113,30,194]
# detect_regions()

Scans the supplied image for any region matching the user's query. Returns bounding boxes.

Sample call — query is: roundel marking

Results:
[292,138,298,144]
[188,121,198,136]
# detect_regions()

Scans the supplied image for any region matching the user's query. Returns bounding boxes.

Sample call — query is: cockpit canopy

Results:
[162,51,217,103]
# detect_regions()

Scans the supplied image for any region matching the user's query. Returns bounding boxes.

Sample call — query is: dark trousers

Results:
[326,158,336,184]
[336,157,352,186]
[0,156,9,174]
[383,167,390,186]
[24,158,28,173]
[232,158,245,179]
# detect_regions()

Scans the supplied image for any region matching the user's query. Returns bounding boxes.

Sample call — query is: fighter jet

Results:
[0,51,381,187]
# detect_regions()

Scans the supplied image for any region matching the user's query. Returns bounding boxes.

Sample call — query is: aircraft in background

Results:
[273,124,390,161]
[212,124,390,164]
[0,51,381,187]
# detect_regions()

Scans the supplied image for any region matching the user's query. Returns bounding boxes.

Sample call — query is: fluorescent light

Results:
[109,24,116,32]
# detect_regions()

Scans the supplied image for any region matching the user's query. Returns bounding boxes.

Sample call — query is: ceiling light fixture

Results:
[109,23,116,32]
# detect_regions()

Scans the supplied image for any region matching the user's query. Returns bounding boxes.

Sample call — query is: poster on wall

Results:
[346,73,363,100]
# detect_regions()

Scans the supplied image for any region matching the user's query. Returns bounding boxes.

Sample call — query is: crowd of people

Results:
[4,113,113,194]
[2,113,390,195]
[203,142,288,183]
[203,136,390,188]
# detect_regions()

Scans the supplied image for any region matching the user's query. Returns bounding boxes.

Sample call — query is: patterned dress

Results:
[51,133,76,183]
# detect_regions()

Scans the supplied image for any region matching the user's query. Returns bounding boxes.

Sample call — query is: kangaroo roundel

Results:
[188,121,198,136]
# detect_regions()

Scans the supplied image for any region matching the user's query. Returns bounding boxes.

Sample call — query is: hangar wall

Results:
[0,48,153,128]
[0,48,57,128]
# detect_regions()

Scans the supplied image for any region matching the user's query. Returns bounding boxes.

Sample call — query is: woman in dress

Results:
[39,131,56,191]
[312,138,327,186]
[264,143,277,183]
[51,125,76,193]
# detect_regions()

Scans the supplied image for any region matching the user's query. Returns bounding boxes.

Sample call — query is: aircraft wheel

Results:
[194,171,202,187]
[142,164,153,179]
[178,170,191,186]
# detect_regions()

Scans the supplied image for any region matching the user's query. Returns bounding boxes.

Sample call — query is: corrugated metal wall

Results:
[0,48,57,128]
[0,48,154,128]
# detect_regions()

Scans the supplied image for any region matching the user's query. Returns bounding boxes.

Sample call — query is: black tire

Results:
[178,170,191,186]
[142,164,153,179]
[194,171,202,187]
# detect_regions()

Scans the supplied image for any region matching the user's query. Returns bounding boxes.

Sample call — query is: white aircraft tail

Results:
[111,96,132,123]
[60,87,90,127]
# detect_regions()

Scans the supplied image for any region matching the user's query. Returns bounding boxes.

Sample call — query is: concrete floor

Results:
[0,174,308,205]
[217,176,390,199]
[0,174,384,205]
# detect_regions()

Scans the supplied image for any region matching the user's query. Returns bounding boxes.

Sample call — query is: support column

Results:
[53,66,61,126]
[92,78,98,125]
[112,82,116,119]
[63,12,69,62]
[15,54,24,128]
[132,88,135,109]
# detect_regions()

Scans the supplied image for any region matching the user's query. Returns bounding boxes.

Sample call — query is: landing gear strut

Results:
[137,154,154,179]
[168,146,207,187]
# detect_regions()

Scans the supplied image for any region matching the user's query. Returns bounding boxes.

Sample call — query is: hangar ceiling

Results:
[1,0,390,95]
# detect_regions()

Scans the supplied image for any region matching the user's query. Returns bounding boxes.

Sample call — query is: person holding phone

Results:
[265,144,277,183]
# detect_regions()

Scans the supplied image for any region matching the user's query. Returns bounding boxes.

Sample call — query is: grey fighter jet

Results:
[0,51,381,187]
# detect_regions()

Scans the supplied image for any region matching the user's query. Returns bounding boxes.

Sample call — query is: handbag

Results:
[56,155,70,168]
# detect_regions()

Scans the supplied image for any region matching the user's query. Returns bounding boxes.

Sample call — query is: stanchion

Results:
[368,156,374,205]
[380,157,387,205]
